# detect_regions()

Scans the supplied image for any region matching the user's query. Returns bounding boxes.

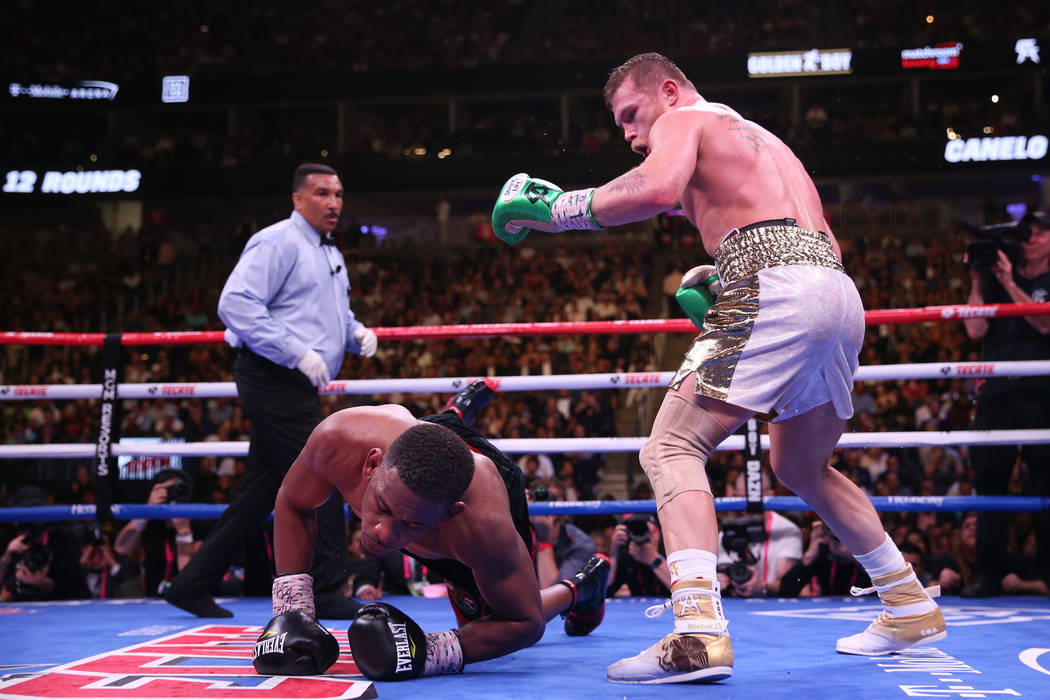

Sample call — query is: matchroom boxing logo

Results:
[901,42,964,70]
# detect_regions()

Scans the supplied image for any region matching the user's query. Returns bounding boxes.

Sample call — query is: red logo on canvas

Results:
[0,625,374,699]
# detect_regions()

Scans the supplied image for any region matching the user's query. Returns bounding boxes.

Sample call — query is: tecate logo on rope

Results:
[955,363,996,375]
[622,373,663,385]
[147,384,197,396]
[940,305,998,319]
[6,386,48,396]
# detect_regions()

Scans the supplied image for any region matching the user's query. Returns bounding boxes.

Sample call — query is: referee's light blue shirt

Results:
[218,211,365,377]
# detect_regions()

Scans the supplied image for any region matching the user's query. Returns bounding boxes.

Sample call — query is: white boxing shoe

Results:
[836,564,947,656]
[607,578,733,684]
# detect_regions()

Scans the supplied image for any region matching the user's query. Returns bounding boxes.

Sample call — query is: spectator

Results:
[113,469,204,598]
[607,514,671,598]
[79,526,141,598]
[961,210,1050,597]
[779,518,872,597]
[529,480,597,588]
[717,512,803,598]
[0,486,89,601]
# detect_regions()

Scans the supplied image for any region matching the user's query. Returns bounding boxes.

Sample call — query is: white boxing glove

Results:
[354,326,378,358]
[680,264,723,295]
[296,349,330,388]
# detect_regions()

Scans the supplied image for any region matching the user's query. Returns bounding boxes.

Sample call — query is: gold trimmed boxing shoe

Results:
[836,563,947,656]
[607,578,733,684]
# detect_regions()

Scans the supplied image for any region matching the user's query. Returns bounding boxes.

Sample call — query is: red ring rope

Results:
[2,302,1048,346]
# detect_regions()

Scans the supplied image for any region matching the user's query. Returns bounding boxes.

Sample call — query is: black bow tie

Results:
[320,236,337,247]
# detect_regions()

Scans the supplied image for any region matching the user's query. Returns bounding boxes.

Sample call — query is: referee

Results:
[164,163,377,617]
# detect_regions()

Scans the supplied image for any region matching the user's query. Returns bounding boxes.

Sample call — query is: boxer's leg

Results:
[608,377,746,684]
[767,402,945,655]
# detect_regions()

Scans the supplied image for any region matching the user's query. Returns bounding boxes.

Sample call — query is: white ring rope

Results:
[2,429,1048,459]
[1,360,1049,401]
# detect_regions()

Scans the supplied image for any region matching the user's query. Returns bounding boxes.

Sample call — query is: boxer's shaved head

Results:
[384,423,474,507]
[604,52,695,108]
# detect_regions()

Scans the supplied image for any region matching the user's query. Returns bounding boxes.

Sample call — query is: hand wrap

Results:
[273,572,315,618]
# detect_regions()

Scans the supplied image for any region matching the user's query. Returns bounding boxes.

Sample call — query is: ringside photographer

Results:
[1,486,89,601]
[962,209,1050,598]
[607,514,671,598]
[778,518,871,597]
[528,480,598,589]
[113,469,205,597]
[717,513,803,598]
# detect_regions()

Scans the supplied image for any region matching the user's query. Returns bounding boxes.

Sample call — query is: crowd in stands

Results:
[2,199,1047,601]
[3,0,1048,603]
[5,1,1047,170]
[9,1,1050,81]
[4,87,1039,170]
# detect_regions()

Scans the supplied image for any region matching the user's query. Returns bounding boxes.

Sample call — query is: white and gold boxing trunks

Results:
[669,221,864,422]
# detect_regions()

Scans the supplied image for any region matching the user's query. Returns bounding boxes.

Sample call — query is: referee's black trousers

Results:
[172,350,350,596]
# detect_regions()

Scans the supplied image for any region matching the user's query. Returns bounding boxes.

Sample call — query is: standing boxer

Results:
[491,52,944,684]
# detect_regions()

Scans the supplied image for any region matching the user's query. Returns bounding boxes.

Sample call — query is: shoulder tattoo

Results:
[715,113,762,153]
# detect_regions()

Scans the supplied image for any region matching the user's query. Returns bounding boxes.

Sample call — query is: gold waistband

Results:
[714,225,843,284]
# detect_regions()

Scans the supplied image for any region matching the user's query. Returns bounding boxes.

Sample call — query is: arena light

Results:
[991,94,1000,103]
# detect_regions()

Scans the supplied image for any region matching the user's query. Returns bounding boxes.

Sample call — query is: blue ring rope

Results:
[1,495,1048,523]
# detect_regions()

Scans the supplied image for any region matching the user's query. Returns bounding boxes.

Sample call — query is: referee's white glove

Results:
[296,349,330,388]
[354,326,378,358]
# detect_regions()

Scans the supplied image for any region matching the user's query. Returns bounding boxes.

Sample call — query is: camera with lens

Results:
[622,515,654,545]
[530,485,550,502]
[963,218,1033,271]
[20,543,53,574]
[17,522,44,542]
[164,479,190,504]
[151,468,192,505]
[717,516,767,585]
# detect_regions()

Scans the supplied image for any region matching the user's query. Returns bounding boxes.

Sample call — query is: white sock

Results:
[666,549,718,586]
[855,533,907,579]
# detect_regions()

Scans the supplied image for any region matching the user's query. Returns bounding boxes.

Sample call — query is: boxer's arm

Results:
[455,522,545,663]
[273,451,337,576]
[590,110,702,227]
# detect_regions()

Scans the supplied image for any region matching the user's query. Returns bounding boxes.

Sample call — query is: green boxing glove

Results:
[675,264,723,330]
[491,172,601,245]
